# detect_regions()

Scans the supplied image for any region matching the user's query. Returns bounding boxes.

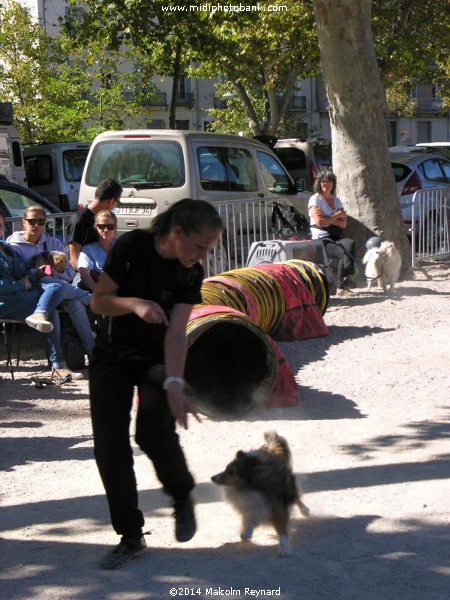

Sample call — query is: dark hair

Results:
[0,208,6,222]
[314,170,337,194]
[95,179,123,202]
[150,199,223,236]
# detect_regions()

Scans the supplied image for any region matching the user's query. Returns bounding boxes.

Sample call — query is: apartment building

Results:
[17,0,450,143]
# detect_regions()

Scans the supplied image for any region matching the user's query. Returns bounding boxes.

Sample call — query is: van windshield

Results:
[85,140,185,189]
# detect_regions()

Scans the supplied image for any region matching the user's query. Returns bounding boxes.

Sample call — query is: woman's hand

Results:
[166,386,201,430]
[133,299,169,326]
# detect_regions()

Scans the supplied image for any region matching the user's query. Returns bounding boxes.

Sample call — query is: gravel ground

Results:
[1,259,450,600]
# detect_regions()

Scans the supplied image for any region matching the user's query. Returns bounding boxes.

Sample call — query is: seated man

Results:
[0,209,82,381]
[7,206,95,362]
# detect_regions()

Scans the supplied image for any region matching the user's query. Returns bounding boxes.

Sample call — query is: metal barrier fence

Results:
[5,194,450,276]
[5,202,281,276]
[410,188,450,267]
[206,198,280,276]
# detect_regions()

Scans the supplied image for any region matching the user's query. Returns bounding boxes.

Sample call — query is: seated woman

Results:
[308,170,356,294]
[77,210,118,291]
[7,205,94,357]
[0,209,82,381]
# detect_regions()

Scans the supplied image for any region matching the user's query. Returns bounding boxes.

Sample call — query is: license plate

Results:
[116,206,154,215]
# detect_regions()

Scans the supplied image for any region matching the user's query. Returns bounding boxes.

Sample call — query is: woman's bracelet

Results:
[163,376,185,390]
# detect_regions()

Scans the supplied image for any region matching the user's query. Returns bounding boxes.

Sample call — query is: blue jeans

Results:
[40,279,94,354]
[40,276,91,306]
[4,283,67,368]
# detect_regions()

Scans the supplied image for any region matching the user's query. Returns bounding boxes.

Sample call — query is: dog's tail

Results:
[263,431,292,464]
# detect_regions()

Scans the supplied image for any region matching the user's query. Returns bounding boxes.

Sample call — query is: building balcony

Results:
[142,91,168,106]
[176,93,194,108]
[213,96,228,109]
[277,94,307,111]
[287,95,307,110]
[416,97,443,112]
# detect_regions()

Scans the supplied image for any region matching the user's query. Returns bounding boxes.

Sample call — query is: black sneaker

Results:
[173,496,196,542]
[99,535,147,570]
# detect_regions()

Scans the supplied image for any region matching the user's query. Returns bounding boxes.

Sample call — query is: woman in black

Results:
[90,199,223,570]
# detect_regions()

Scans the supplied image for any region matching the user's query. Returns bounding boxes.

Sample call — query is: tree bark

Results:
[312,0,410,263]
[169,41,182,129]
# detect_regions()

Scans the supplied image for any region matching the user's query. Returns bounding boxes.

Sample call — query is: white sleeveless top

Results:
[308,193,344,239]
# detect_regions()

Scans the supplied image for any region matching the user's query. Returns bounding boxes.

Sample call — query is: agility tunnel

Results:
[184,260,329,415]
[199,260,329,342]
[184,305,295,418]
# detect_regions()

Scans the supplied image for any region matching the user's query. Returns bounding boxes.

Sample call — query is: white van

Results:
[0,102,27,186]
[23,142,91,211]
[79,130,311,232]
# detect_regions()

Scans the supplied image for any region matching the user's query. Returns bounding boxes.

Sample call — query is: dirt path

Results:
[1,260,450,600]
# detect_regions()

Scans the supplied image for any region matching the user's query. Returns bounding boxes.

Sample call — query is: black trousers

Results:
[322,237,356,285]
[89,352,195,537]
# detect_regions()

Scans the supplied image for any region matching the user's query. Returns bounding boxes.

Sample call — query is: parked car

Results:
[415,142,450,160]
[273,138,332,191]
[23,142,91,211]
[389,148,450,221]
[0,175,69,240]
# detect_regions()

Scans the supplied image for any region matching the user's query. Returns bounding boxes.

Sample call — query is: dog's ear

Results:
[236,450,245,459]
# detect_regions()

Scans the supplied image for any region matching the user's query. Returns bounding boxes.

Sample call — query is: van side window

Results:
[256,151,291,193]
[24,155,52,186]
[198,146,258,192]
[86,141,185,189]
[275,147,306,170]
[63,149,89,182]
[198,147,228,190]
[225,148,257,192]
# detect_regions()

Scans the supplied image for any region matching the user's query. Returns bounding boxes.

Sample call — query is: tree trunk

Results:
[169,41,182,129]
[312,0,410,264]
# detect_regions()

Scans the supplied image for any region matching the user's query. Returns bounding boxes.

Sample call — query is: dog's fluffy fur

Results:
[33,250,68,274]
[211,431,309,556]
[362,240,402,293]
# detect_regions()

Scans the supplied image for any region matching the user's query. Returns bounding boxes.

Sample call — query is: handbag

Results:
[324,223,342,242]
[271,202,310,239]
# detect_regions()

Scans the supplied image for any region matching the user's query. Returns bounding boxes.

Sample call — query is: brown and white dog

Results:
[363,240,402,293]
[211,431,309,556]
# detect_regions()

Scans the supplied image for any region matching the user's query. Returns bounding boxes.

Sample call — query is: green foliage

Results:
[372,0,450,114]
[1,0,448,145]
[190,1,319,135]
[0,0,158,143]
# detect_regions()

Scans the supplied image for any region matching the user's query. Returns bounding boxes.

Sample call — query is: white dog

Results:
[362,241,402,293]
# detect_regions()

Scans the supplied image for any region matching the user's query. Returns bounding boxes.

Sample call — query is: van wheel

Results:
[207,232,229,277]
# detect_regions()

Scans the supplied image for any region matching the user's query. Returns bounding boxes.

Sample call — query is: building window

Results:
[175,120,189,130]
[147,119,166,129]
[417,121,431,143]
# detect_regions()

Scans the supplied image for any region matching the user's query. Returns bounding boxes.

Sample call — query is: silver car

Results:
[389,149,450,236]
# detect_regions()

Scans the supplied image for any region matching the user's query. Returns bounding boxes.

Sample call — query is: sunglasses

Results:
[97,223,116,231]
[26,218,46,226]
